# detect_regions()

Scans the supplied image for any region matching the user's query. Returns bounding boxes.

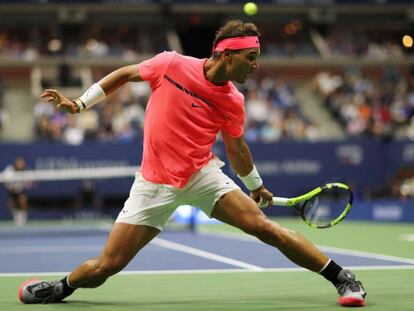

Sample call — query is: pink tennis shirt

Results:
[138,51,245,188]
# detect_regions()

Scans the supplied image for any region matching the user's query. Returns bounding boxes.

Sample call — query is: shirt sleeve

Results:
[138,51,174,87]
[222,115,245,138]
[222,95,245,138]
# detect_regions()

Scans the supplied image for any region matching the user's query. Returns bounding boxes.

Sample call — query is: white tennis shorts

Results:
[115,157,240,230]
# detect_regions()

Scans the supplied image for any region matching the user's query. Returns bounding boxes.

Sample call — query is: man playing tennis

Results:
[19,20,366,307]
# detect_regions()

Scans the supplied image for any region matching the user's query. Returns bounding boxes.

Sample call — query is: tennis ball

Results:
[244,2,258,16]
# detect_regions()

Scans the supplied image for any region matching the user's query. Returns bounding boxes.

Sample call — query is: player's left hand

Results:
[250,186,273,207]
[40,89,79,114]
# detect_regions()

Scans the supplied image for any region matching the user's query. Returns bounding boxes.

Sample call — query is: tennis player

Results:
[19,20,366,307]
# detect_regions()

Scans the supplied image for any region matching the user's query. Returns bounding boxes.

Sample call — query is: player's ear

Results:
[222,49,232,61]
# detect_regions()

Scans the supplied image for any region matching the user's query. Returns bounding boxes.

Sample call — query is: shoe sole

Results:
[338,296,365,307]
[18,278,40,303]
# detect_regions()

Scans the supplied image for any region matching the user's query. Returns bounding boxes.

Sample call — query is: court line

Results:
[2,265,414,277]
[152,237,264,271]
[0,239,262,271]
[317,245,414,265]
[199,229,414,265]
[0,237,264,272]
[400,234,414,242]
[2,232,413,266]
[0,238,264,273]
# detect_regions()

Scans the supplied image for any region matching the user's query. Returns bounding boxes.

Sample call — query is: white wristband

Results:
[77,83,106,110]
[238,165,263,191]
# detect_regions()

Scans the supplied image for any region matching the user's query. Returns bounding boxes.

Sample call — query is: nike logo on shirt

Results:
[191,103,203,108]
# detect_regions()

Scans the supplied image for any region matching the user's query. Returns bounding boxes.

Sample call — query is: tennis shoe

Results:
[336,270,366,307]
[18,279,64,304]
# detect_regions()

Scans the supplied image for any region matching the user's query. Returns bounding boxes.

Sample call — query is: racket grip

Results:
[259,197,289,208]
[272,197,289,206]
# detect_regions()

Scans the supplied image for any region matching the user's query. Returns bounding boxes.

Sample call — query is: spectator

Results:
[62,115,85,145]
[3,157,31,226]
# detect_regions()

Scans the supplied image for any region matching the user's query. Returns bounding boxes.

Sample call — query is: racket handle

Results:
[259,197,289,208]
[272,197,289,206]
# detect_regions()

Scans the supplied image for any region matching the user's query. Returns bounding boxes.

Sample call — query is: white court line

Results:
[2,265,414,277]
[317,245,414,265]
[0,238,261,271]
[0,238,262,272]
[198,229,414,265]
[400,234,414,242]
[152,237,264,271]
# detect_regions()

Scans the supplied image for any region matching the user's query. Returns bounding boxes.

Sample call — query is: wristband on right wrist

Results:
[238,165,263,191]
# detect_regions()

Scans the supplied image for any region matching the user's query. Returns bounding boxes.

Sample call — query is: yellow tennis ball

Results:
[244,2,258,16]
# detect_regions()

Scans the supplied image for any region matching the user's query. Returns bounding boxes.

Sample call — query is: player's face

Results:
[227,48,260,83]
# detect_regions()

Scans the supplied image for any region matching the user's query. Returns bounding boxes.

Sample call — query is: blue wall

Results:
[1,140,413,222]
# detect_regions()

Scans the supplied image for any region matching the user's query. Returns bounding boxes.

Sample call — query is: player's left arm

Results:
[40,64,143,114]
[221,130,273,205]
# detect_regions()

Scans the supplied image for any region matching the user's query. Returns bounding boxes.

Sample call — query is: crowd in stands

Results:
[0,19,410,60]
[323,25,411,58]
[2,23,312,60]
[0,24,168,60]
[32,62,414,144]
[259,22,318,57]
[1,20,414,143]
[313,66,414,140]
[239,77,320,142]
[1,22,410,60]
[33,82,149,144]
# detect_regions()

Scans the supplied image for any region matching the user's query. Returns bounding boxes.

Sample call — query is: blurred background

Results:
[0,0,414,225]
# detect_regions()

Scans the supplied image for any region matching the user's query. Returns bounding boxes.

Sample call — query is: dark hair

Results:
[212,20,260,57]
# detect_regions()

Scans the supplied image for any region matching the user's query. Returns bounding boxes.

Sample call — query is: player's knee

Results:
[242,215,271,236]
[245,217,289,245]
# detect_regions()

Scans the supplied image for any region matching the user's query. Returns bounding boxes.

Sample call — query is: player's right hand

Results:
[40,89,80,114]
[250,185,273,208]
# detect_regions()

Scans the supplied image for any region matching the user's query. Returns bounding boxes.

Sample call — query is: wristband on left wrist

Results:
[74,99,86,112]
[78,83,106,110]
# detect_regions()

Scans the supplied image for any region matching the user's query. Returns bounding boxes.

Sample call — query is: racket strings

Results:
[301,187,351,228]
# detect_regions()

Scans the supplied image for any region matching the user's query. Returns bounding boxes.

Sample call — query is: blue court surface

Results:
[1,224,413,275]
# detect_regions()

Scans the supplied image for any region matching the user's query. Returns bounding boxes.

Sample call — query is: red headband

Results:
[213,36,260,52]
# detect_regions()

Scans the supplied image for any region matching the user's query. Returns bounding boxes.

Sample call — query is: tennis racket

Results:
[260,182,353,229]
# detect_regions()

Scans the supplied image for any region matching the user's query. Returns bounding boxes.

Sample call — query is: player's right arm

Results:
[97,64,144,94]
[40,64,143,114]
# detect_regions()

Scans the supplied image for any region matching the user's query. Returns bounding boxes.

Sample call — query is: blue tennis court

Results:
[1,224,413,275]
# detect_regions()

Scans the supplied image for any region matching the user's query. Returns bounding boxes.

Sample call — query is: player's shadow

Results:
[66,300,138,308]
[66,296,338,310]
[63,299,213,311]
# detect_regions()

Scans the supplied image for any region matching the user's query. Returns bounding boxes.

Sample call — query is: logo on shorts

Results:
[122,209,128,214]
